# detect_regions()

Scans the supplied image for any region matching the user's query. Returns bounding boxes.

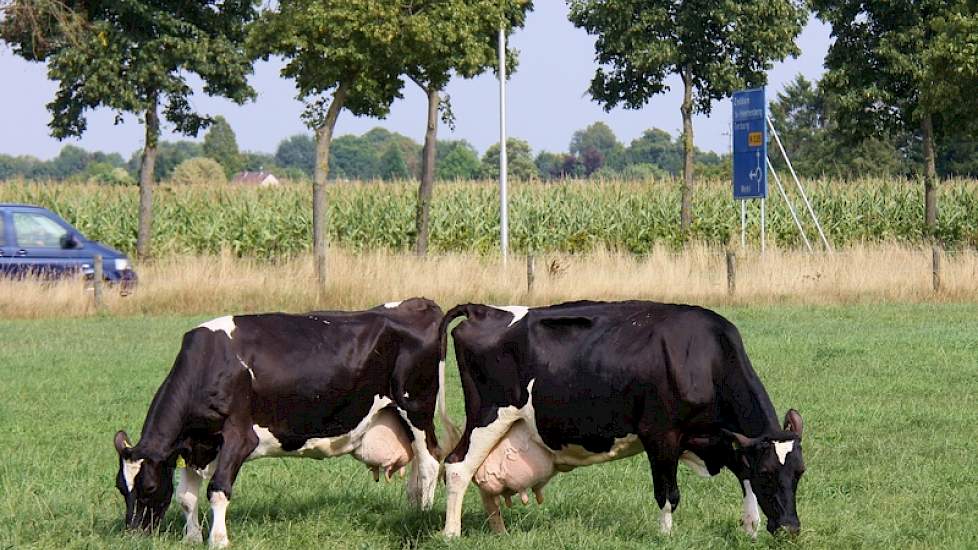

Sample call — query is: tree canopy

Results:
[569,0,806,234]
[812,0,978,232]
[203,116,243,178]
[1,0,257,258]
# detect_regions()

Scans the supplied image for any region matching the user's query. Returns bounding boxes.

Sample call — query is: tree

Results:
[203,116,243,178]
[253,4,408,288]
[402,0,534,256]
[625,129,683,175]
[2,1,257,259]
[169,157,228,186]
[570,122,623,169]
[129,141,205,181]
[378,146,411,181]
[534,151,564,180]
[568,0,806,237]
[329,135,379,180]
[436,140,481,180]
[275,134,316,177]
[813,0,978,235]
[768,75,906,178]
[480,138,536,180]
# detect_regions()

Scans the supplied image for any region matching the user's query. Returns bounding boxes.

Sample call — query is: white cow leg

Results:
[443,416,517,538]
[176,467,204,543]
[741,480,760,540]
[208,491,230,549]
[659,501,673,534]
[479,488,506,534]
[405,427,440,511]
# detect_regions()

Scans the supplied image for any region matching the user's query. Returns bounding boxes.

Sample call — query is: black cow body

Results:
[114,298,451,547]
[439,301,805,539]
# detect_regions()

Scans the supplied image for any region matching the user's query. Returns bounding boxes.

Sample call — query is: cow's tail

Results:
[435,304,474,458]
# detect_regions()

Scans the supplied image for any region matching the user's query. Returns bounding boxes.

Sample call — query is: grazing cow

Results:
[438,301,805,539]
[113,298,456,547]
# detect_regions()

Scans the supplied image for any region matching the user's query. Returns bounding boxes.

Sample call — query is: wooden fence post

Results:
[726,250,736,295]
[527,254,535,295]
[93,254,104,310]
[932,245,941,292]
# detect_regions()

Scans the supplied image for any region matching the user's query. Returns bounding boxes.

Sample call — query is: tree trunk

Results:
[680,66,694,238]
[415,85,439,257]
[312,82,350,291]
[136,93,159,260]
[920,112,938,237]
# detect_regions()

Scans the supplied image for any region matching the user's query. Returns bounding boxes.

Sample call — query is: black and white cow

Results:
[438,301,805,539]
[113,298,457,547]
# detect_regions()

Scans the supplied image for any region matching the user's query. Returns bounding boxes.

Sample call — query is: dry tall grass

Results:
[1,243,976,320]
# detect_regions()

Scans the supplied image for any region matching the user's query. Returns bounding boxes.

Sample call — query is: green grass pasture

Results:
[1,304,976,549]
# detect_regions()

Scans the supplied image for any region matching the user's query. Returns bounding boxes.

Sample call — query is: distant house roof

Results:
[231,171,280,186]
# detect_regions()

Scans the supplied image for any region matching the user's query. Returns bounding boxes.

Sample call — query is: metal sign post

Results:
[498,26,509,263]
[732,88,768,251]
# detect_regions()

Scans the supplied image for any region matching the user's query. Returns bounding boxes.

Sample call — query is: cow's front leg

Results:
[176,466,206,543]
[206,427,258,548]
[443,411,517,538]
[640,433,681,535]
[740,479,760,539]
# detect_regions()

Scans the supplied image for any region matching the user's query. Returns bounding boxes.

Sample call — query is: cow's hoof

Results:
[442,528,461,539]
[742,518,759,540]
[208,533,229,548]
[184,529,204,544]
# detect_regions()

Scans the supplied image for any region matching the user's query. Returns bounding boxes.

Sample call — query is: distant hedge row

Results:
[1,178,975,258]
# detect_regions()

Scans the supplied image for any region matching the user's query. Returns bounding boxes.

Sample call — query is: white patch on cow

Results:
[238,358,255,381]
[383,300,403,309]
[490,305,529,327]
[197,316,236,339]
[395,407,440,510]
[551,434,644,468]
[176,467,204,543]
[248,395,394,461]
[403,392,410,399]
[122,458,144,492]
[208,491,230,548]
[659,501,673,534]
[680,450,711,477]
[774,440,795,465]
[742,480,760,539]
[443,379,537,537]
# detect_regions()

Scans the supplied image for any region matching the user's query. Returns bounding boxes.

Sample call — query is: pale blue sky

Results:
[0,3,830,160]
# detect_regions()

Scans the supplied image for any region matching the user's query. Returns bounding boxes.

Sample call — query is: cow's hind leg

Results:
[640,432,682,535]
[443,411,518,538]
[402,418,440,511]
[206,426,258,548]
[479,487,506,534]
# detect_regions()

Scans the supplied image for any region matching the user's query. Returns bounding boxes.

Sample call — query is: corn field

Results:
[1,178,976,258]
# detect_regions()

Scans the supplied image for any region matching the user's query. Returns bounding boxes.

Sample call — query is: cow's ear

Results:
[784,409,803,438]
[114,431,132,458]
[721,429,759,450]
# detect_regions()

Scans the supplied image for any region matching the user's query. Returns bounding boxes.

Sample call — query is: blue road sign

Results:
[732,88,767,200]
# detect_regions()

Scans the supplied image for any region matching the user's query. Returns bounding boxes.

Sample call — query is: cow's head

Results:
[725,410,805,536]
[113,431,175,532]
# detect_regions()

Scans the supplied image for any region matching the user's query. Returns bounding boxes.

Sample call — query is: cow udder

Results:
[474,420,554,505]
[353,409,413,480]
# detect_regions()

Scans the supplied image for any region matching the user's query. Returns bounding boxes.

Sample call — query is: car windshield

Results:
[13,212,68,248]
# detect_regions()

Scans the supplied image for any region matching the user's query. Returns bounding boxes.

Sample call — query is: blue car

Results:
[0,204,137,293]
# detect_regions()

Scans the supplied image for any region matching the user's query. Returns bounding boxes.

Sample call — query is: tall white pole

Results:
[498,26,509,263]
